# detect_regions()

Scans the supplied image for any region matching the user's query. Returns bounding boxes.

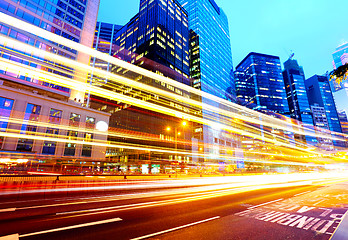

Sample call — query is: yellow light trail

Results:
[0,34,342,144]
[0,13,345,142]
[0,57,325,154]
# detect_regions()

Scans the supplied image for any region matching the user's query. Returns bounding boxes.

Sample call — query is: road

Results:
[0,172,348,240]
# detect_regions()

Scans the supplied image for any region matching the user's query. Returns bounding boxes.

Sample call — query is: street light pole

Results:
[166,121,188,178]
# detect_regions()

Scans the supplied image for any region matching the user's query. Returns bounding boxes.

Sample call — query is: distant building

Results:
[310,104,333,150]
[333,42,348,69]
[235,52,289,115]
[305,75,343,147]
[338,110,348,134]
[282,58,315,145]
[91,22,122,73]
[330,44,348,118]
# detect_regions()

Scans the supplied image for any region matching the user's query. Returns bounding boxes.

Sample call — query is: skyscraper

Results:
[305,75,343,147]
[112,0,190,84]
[310,104,333,150]
[338,110,348,135]
[91,21,122,72]
[177,0,234,99]
[333,42,348,69]
[330,44,348,118]
[235,52,289,115]
[176,0,236,161]
[282,58,315,144]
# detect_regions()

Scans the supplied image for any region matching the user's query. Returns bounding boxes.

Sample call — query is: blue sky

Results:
[98,0,348,78]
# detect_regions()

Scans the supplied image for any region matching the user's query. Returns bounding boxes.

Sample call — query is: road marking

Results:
[56,201,159,215]
[294,191,311,197]
[19,217,122,238]
[330,210,348,240]
[130,216,220,240]
[0,208,16,213]
[0,234,19,240]
[248,198,283,209]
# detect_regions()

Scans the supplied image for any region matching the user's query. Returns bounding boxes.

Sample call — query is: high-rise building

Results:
[282,58,315,144]
[177,0,234,99]
[235,52,289,115]
[310,104,333,150]
[330,44,348,118]
[0,0,100,103]
[282,58,312,122]
[0,0,110,161]
[91,22,122,72]
[333,42,348,69]
[176,0,236,162]
[305,75,343,147]
[112,0,190,84]
[338,110,348,135]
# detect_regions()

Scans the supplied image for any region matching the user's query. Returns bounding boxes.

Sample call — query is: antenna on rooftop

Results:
[289,51,295,60]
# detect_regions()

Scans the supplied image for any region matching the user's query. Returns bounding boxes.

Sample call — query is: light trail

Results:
[0,57,332,154]
[0,12,347,169]
[0,34,343,143]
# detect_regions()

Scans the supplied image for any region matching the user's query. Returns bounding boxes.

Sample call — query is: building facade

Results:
[177,0,234,99]
[176,0,236,162]
[305,75,343,147]
[310,104,333,150]
[330,44,348,119]
[0,0,112,167]
[235,52,289,115]
[333,42,348,69]
[0,0,100,103]
[282,58,315,145]
[91,21,122,73]
[0,79,110,161]
[112,0,190,83]
[338,110,348,135]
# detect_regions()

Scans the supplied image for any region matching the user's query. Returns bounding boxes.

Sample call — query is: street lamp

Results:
[166,121,188,176]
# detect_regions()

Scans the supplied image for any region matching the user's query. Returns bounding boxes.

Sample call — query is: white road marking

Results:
[330,210,348,240]
[0,208,16,213]
[19,218,122,238]
[294,191,311,197]
[0,234,19,240]
[130,216,220,240]
[248,198,283,209]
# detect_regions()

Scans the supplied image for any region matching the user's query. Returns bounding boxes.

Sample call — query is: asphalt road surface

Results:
[0,172,348,240]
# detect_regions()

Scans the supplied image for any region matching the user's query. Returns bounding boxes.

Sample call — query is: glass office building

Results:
[0,0,100,102]
[235,52,289,116]
[332,42,348,69]
[305,75,343,147]
[113,0,190,83]
[177,0,234,99]
[91,21,122,72]
[282,58,315,145]
[330,43,348,118]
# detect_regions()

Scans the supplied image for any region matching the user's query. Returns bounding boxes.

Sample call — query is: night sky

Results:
[98,0,348,78]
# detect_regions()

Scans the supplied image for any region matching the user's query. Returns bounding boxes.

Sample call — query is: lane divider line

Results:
[248,198,283,209]
[19,217,122,238]
[0,234,19,240]
[130,216,220,240]
[294,190,312,197]
[0,208,16,213]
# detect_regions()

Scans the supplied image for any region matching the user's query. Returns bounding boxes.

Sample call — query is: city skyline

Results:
[98,0,348,77]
